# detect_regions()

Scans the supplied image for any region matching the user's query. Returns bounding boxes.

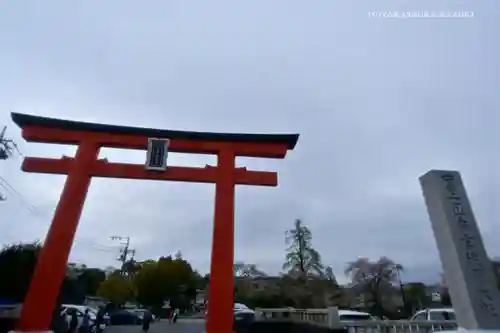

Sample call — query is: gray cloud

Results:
[0,0,498,285]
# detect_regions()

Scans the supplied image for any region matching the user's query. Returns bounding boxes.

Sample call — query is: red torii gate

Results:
[11,112,298,333]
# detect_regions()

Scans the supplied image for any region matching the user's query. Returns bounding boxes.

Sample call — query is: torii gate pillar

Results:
[10,113,298,333]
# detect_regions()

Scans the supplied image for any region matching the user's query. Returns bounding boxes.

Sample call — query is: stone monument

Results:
[420,170,500,330]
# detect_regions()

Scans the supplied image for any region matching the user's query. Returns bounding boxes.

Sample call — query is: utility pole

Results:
[395,265,408,316]
[129,249,136,260]
[1,125,22,202]
[0,126,22,160]
[110,236,135,276]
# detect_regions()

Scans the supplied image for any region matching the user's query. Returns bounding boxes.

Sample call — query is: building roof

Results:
[11,112,299,150]
[235,276,281,281]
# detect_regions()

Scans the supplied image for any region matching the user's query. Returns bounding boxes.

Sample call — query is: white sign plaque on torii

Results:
[145,138,170,171]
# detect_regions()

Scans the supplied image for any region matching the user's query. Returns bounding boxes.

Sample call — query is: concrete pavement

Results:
[106,318,205,333]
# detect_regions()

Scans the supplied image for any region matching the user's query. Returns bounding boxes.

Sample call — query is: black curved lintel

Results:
[11,112,299,150]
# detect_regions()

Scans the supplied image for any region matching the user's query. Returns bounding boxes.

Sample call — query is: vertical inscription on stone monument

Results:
[420,170,500,330]
[440,174,499,319]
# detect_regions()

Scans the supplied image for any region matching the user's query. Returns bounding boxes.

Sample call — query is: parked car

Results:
[60,304,108,332]
[233,305,256,332]
[411,308,456,321]
[234,307,255,320]
[234,303,250,311]
[204,302,256,328]
[108,309,142,325]
[205,303,253,316]
[338,310,375,321]
[129,309,156,322]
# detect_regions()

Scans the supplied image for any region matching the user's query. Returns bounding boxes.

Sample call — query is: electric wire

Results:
[0,175,37,213]
[0,175,120,254]
[0,127,119,266]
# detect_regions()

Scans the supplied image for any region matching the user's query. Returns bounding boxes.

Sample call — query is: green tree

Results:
[283,219,324,279]
[133,255,199,310]
[198,273,210,301]
[133,261,165,307]
[318,266,343,307]
[75,268,106,296]
[97,273,135,305]
[0,242,100,304]
[324,266,338,285]
[158,256,198,310]
[0,242,41,302]
[404,282,430,312]
[123,259,140,278]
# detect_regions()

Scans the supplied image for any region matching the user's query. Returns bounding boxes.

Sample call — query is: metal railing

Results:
[255,308,458,333]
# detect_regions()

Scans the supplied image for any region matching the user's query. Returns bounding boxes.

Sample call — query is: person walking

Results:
[95,306,105,333]
[142,310,153,333]
[168,308,173,324]
[80,309,91,333]
[172,308,179,324]
[68,310,78,333]
[52,306,68,333]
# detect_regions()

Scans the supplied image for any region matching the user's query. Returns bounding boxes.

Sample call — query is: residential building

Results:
[235,276,282,294]
[195,289,207,305]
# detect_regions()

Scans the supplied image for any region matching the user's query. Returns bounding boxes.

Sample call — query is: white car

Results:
[338,310,375,321]
[60,304,107,332]
[205,303,255,316]
[234,303,254,314]
[233,304,256,327]
[411,308,456,321]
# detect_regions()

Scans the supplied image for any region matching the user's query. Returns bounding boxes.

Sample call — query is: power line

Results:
[0,176,121,254]
[0,175,37,212]
[72,238,122,253]
[0,128,129,260]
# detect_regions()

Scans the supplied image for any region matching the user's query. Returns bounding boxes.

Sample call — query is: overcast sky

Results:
[0,0,498,285]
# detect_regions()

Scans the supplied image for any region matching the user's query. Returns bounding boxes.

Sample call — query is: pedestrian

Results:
[172,308,179,324]
[142,310,153,333]
[52,306,68,333]
[68,310,78,333]
[95,306,105,333]
[80,309,90,333]
[168,308,173,324]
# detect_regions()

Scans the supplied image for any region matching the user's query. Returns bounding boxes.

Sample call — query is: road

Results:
[107,319,205,333]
